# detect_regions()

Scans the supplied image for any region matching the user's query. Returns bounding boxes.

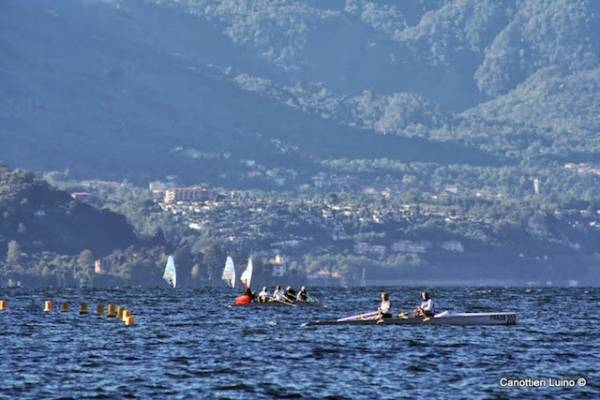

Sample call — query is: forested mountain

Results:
[0,163,138,257]
[1,0,599,188]
[0,163,176,287]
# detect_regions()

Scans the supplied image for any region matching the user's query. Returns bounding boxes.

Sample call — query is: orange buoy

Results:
[0,300,7,311]
[44,300,53,312]
[96,303,105,316]
[124,315,135,326]
[61,302,70,312]
[80,303,89,315]
[121,309,131,322]
[117,307,125,319]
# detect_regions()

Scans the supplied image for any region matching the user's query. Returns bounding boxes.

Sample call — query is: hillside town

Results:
[90,179,598,285]
[33,168,600,287]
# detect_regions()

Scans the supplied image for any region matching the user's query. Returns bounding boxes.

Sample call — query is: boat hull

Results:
[306,312,517,326]
[232,301,319,308]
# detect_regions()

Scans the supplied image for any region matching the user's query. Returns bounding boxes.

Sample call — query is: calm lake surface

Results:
[1,287,598,399]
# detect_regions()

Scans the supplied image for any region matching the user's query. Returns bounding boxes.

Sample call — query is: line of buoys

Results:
[2,299,136,327]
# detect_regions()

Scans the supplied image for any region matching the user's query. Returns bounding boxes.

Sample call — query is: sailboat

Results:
[222,256,236,288]
[163,255,177,288]
[360,267,366,287]
[240,257,253,289]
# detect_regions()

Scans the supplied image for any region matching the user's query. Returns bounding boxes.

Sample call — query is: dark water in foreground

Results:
[1,287,599,399]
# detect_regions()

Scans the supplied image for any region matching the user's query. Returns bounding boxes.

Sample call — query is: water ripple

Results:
[0,287,598,399]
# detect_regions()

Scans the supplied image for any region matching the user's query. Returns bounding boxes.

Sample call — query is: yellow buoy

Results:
[96,303,105,316]
[124,315,135,326]
[121,309,130,322]
[117,307,125,319]
[0,300,7,311]
[80,303,88,315]
[44,300,53,312]
[107,304,117,318]
[61,302,70,312]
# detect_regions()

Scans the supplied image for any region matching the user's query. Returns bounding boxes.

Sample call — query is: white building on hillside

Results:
[441,240,464,252]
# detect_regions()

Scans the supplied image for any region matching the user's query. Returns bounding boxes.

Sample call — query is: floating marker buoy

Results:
[80,303,88,315]
[96,304,104,316]
[117,307,125,319]
[44,300,53,312]
[121,309,130,322]
[124,315,135,326]
[0,300,7,311]
[107,304,117,318]
[61,302,70,312]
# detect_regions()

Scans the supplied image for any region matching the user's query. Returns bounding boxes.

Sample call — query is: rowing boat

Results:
[305,311,517,326]
[232,300,320,308]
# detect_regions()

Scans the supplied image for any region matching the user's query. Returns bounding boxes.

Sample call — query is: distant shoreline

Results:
[340,280,594,288]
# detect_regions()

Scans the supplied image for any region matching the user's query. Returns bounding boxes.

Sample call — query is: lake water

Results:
[1,287,598,399]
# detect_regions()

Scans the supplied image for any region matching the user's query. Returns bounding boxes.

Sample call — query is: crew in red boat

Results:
[284,286,297,303]
[258,287,270,302]
[235,288,253,305]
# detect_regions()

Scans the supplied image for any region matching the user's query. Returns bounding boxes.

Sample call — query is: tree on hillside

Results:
[76,249,95,286]
[190,263,202,286]
[201,242,226,284]
[174,245,193,287]
[6,240,21,264]
[78,249,94,271]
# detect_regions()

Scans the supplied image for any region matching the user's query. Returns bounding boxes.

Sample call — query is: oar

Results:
[337,311,379,322]
[276,299,297,307]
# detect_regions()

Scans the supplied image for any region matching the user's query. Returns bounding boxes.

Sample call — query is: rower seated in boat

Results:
[272,285,284,302]
[296,286,308,302]
[284,286,297,303]
[235,288,254,305]
[377,292,392,319]
[415,291,435,318]
[258,287,270,303]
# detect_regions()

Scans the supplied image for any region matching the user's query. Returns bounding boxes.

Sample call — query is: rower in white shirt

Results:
[296,286,308,302]
[377,292,392,319]
[272,285,284,302]
[258,287,270,303]
[415,291,435,318]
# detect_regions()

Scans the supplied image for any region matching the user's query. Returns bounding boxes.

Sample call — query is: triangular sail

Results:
[240,257,253,289]
[222,256,236,288]
[163,256,177,288]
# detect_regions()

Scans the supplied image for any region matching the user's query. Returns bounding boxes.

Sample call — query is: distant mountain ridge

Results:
[1,0,599,185]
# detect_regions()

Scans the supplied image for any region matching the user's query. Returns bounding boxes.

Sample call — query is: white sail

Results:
[240,257,253,289]
[163,256,177,288]
[222,256,236,288]
[361,267,366,287]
